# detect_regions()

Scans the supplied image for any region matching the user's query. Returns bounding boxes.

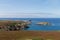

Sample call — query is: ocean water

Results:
[0,18,60,31]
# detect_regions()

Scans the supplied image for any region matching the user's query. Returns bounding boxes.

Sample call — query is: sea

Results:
[0,18,60,31]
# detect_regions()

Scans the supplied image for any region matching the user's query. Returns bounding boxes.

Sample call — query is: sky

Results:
[0,0,60,18]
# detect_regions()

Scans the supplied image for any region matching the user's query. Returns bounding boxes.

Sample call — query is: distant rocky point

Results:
[0,20,32,31]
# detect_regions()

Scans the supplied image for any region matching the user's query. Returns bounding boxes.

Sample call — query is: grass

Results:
[0,31,59,40]
[32,38,44,40]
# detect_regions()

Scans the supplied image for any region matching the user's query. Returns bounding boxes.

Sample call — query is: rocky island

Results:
[36,22,51,26]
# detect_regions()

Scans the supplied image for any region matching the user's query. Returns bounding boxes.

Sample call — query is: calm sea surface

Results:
[0,18,60,31]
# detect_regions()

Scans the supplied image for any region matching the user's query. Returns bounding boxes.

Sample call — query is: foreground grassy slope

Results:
[0,31,60,40]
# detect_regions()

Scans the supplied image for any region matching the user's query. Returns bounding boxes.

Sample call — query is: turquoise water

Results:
[0,18,60,31]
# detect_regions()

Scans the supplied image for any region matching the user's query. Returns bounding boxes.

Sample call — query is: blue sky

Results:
[0,0,60,18]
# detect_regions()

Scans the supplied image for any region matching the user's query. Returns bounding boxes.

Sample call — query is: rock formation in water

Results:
[36,22,51,26]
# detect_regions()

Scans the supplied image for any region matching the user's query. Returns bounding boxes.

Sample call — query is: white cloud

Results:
[0,13,59,18]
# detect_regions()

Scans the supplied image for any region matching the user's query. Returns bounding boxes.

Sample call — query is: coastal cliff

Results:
[0,20,31,31]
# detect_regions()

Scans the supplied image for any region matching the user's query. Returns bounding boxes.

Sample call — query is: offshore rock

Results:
[36,22,51,26]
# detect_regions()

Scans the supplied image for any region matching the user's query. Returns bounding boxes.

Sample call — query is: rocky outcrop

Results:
[36,22,51,26]
[0,20,31,31]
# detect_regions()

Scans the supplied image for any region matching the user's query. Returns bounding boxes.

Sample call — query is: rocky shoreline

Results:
[0,20,31,31]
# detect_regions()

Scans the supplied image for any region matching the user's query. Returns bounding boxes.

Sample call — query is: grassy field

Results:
[0,31,60,40]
